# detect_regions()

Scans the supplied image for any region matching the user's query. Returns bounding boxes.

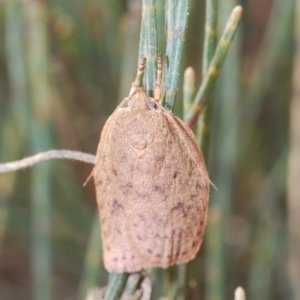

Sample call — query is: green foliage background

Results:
[0,0,295,299]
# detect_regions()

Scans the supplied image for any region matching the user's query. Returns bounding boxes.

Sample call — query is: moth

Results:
[94,55,210,273]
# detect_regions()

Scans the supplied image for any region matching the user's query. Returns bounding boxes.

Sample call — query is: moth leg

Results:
[154,53,162,103]
[129,57,146,96]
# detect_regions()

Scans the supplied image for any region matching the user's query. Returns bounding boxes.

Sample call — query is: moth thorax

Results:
[130,91,150,110]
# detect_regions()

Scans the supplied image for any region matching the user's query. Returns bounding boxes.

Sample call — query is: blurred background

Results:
[0,0,297,299]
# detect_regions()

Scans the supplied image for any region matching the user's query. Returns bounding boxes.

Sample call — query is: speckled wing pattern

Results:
[94,89,210,273]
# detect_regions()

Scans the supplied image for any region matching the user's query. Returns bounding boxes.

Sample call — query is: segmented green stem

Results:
[249,149,287,300]
[120,272,142,297]
[5,0,29,134]
[187,6,243,127]
[235,287,247,300]
[104,272,129,300]
[204,2,241,300]
[197,0,218,158]
[26,1,52,299]
[139,0,158,96]
[164,0,191,111]
[103,2,155,296]
[79,216,102,299]
[183,67,196,123]
[2,0,28,254]
[119,0,141,99]
[288,0,300,297]
[202,0,218,75]
[241,0,294,149]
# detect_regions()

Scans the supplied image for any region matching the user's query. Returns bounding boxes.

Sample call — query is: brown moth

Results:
[94,55,210,273]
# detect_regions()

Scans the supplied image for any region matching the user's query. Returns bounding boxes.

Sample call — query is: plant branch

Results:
[0,150,95,173]
[79,216,102,299]
[183,67,196,123]
[120,272,142,297]
[104,272,129,300]
[102,1,157,297]
[197,0,219,160]
[187,5,243,127]
[235,287,246,300]
[140,0,158,96]
[202,0,218,75]
[164,0,191,111]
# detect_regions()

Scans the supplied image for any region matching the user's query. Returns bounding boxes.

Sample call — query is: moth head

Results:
[125,88,155,110]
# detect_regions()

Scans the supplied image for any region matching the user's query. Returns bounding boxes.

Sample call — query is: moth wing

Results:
[125,111,210,269]
[95,108,156,272]
[94,107,209,273]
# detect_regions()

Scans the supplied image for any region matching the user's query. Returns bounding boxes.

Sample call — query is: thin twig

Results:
[79,216,102,299]
[202,0,218,75]
[0,150,95,173]
[288,0,300,296]
[183,67,196,123]
[197,0,218,158]
[140,0,158,96]
[241,0,293,156]
[104,272,129,300]
[120,272,143,299]
[187,6,243,127]
[119,0,141,100]
[234,287,246,300]
[26,0,53,298]
[164,0,191,111]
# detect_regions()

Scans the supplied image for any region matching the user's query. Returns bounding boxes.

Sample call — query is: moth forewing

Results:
[94,57,209,273]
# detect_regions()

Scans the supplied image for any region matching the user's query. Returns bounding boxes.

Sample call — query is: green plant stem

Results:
[176,264,187,299]
[187,6,243,127]
[197,0,218,161]
[79,4,141,295]
[138,8,146,61]
[102,2,149,298]
[0,115,21,250]
[104,272,129,300]
[164,0,176,80]
[120,272,142,298]
[100,0,123,82]
[156,0,165,52]
[79,215,102,299]
[241,0,294,151]
[5,0,29,134]
[164,0,191,111]
[205,207,222,300]
[288,1,300,297]
[202,0,218,75]
[2,0,28,252]
[204,1,241,300]
[140,0,158,96]
[103,2,156,297]
[183,67,196,123]
[162,269,172,298]
[249,149,287,300]
[234,287,246,300]
[25,1,52,299]
[119,0,141,100]
[182,67,196,299]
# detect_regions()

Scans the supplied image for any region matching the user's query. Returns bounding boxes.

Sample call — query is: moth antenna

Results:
[154,53,162,102]
[129,57,146,96]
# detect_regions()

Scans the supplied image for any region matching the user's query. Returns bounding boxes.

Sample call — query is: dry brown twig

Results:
[0,150,95,173]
